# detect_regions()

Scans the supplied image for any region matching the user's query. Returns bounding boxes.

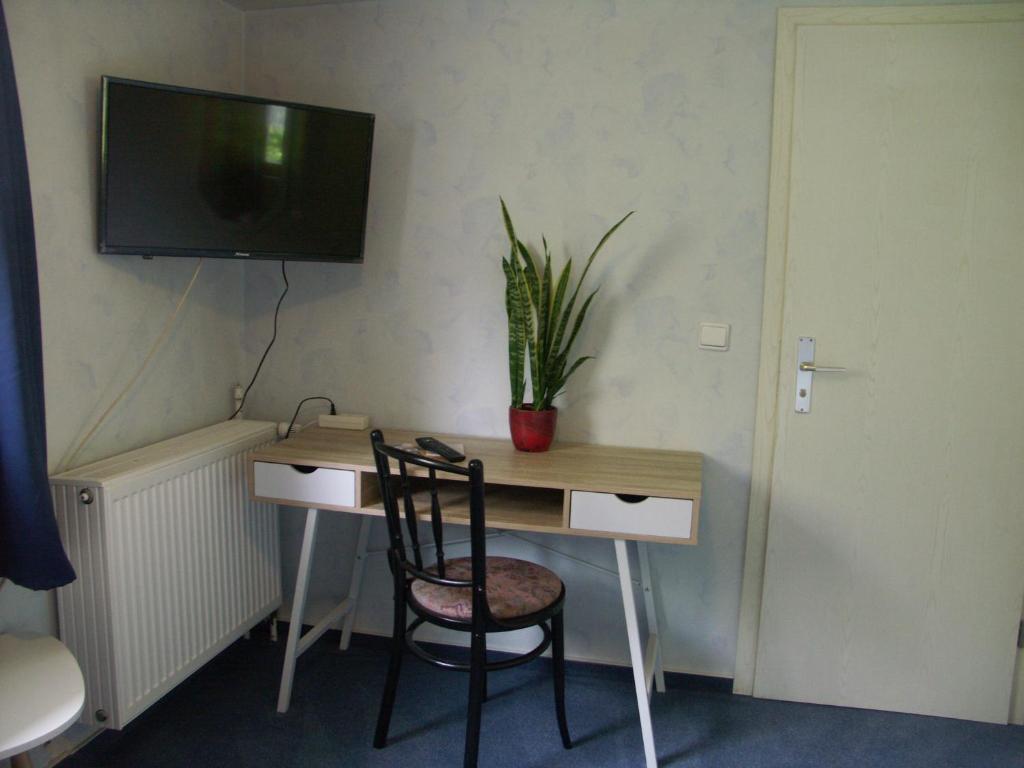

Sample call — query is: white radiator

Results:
[50,420,281,729]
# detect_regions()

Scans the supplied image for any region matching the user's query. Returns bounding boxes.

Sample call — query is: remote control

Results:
[415,436,466,462]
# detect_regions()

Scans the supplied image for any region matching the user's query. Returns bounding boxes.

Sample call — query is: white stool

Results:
[0,634,85,768]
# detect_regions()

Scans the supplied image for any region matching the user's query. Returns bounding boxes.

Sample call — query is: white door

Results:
[742,6,1024,723]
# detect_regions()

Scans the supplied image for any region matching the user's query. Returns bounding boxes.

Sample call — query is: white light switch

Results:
[698,322,730,351]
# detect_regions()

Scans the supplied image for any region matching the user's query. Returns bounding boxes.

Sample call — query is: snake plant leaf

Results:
[539,291,594,410]
[578,210,634,288]
[502,268,523,405]
[563,354,594,382]
[546,278,583,375]
[517,239,540,308]
[509,235,534,406]
[541,213,631,403]
[502,196,539,307]
[502,257,514,319]
[545,260,572,366]
[516,269,539,405]
[562,287,599,361]
[500,197,518,250]
[546,356,595,407]
[552,210,635,355]
[502,257,526,407]
[539,247,552,375]
[512,237,542,404]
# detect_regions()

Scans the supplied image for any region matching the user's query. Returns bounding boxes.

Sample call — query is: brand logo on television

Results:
[234,252,250,257]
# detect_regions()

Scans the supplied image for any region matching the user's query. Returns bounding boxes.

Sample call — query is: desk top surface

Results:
[251,426,702,499]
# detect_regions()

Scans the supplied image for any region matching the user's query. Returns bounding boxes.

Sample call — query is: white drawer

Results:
[570,491,693,540]
[253,461,356,508]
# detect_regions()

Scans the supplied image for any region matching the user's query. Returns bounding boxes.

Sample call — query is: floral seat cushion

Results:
[410,556,563,621]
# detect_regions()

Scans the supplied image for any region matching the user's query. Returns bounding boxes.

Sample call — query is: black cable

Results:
[230,260,289,420]
[285,396,337,438]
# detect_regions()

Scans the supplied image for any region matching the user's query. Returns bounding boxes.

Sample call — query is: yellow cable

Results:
[58,259,204,472]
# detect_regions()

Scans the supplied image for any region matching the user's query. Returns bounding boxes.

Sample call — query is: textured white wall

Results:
[0,0,975,678]
[1,0,245,634]
[243,0,774,678]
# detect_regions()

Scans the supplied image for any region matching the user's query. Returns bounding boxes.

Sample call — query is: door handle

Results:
[796,337,845,413]
[798,362,846,373]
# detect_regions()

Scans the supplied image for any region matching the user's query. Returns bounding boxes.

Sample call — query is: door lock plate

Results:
[796,336,815,413]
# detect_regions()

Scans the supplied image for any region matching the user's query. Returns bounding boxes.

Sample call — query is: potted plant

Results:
[500,199,633,451]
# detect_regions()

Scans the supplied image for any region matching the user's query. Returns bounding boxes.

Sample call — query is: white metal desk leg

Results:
[339,515,372,650]
[277,507,319,714]
[615,539,658,768]
[638,542,666,693]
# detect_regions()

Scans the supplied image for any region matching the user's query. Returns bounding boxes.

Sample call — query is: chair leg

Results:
[464,630,487,768]
[552,611,572,749]
[374,589,406,748]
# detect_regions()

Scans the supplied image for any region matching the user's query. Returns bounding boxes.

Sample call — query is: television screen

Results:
[99,77,374,263]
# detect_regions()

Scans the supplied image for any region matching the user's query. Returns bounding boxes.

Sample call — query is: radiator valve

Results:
[78,488,94,505]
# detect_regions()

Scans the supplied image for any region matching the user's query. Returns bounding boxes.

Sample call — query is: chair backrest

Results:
[369,430,487,597]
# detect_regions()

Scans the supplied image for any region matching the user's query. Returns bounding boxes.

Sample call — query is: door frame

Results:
[733,3,1024,699]
[1012,594,1024,725]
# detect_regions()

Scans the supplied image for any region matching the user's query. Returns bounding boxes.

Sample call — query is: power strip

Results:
[318,413,371,430]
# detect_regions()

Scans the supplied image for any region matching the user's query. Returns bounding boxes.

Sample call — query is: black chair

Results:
[369,430,572,768]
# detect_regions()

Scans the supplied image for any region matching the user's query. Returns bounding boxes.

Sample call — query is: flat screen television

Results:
[99,77,374,263]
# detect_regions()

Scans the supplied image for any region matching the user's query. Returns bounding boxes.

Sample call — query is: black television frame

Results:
[98,76,375,263]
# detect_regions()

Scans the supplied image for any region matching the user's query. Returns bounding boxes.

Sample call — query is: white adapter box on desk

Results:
[318,413,370,430]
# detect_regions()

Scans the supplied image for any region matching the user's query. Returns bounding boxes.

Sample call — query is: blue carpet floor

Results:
[58,627,1024,767]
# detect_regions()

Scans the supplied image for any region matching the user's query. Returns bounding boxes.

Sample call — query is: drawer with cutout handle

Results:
[253,461,356,508]
[570,490,693,541]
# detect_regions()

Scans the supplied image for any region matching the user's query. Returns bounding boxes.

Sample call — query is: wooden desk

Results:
[249,426,702,768]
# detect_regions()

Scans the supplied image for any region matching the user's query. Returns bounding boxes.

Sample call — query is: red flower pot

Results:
[508,405,558,452]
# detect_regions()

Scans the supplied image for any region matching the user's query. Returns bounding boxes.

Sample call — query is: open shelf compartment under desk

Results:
[359,476,567,534]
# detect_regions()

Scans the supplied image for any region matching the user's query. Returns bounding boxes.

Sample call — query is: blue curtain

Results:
[0,1,75,590]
